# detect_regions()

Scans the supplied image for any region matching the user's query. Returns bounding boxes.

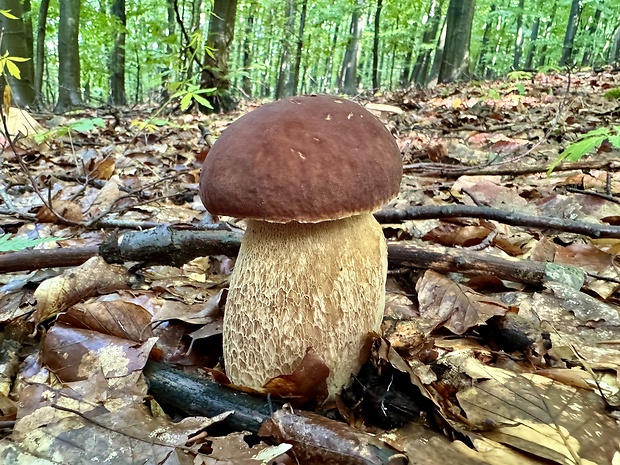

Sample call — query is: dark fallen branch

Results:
[0,225,559,286]
[403,158,620,178]
[143,362,406,465]
[375,205,620,238]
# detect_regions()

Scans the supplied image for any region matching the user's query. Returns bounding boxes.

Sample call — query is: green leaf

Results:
[0,9,18,19]
[70,118,105,133]
[180,93,193,111]
[0,234,64,252]
[192,94,212,108]
[5,60,21,79]
[608,135,620,148]
[562,135,607,162]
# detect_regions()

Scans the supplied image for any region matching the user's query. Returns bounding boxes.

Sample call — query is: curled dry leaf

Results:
[416,270,509,334]
[36,199,84,223]
[33,256,133,324]
[457,365,620,465]
[262,348,330,407]
[41,323,157,389]
[58,300,154,343]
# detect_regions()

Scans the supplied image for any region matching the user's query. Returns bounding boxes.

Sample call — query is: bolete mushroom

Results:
[199,94,402,398]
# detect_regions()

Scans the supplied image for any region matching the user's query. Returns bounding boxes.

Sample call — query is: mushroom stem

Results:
[224,212,388,398]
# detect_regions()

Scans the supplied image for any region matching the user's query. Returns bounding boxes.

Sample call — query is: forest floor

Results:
[0,69,620,464]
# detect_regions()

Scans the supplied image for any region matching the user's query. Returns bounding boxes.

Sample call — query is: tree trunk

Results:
[438,0,476,83]
[371,0,382,91]
[537,3,556,68]
[109,0,126,105]
[324,23,339,92]
[241,3,255,96]
[559,0,581,67]
[512,0,525,69]
[275,0,296,99]
[292,0,307,95]
[580,8,601,67]
[476,3,495,77]
[34,0,50,107]
[54,0,82,112]
[411,0,444,87]
[427,15,447,87]
[339,0,365,95]
[611,24,620,64]
[0,0,36,106]
[200,0,238,113]
[524,17,540,70]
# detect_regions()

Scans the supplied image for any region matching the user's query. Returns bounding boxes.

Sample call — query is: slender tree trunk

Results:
[438,0,476,83]
[241,3,255,96]
[524,17,540,70]
[54,0,81,112]
[34,0,50,107]
[513,0,525,69]
[371,0,382,91]
[412,0,444,87]
[0,0,36,106]
[109,0,126,105]
[427,15,447,87]
[275,0,296,99]
[200,0,238,113]
[611,24,620,64]
[292,0,307,95]
[537,4,556,67]
[580,8,601,67]
[559,0,582,67]
[324,24,339,92]
[339,0,365,95]
[476,3,495,76]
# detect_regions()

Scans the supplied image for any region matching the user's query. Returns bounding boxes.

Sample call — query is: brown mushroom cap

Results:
[199,94,402,223]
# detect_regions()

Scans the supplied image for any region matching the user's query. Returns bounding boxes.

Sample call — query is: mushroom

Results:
[199,94,402,398]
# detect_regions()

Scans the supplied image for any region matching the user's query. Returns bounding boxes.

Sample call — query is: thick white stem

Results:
[223,212,387,398]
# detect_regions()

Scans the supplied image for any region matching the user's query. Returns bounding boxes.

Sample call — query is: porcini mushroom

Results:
[199,95,402,398]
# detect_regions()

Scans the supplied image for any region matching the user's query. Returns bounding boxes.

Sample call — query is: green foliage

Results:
[604,88,620,100]
[0,9,18,19]
[170,84,215,111]
[0,234,64,252]
[507,70,532,81]
[0,51,29,79]
[548,126,620,174]
[34,117,106,143]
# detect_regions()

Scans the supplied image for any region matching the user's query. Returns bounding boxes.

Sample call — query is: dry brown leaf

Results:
[34,256,133,324]
[457,365,620,465]
[36,199,84,223]
[416,270,509,334]
[58,299,154,342]
[8,383,227,465]
[41,323,157,388]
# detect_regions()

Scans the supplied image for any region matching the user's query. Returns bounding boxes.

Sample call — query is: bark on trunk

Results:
[275,0,296,99]
[34,0,50,107]
[371,0,382,91]
[200,0,238,113]
[559,0,582,67]
[109,0,127,105]
[54,0,82,112]
[524,17,540,70]
[339,0,365,95]
[512,0,525,69]
[0,0,36,106]
[438,0,476,83]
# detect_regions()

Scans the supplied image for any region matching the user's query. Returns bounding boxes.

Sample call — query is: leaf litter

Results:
[0,70,619,463]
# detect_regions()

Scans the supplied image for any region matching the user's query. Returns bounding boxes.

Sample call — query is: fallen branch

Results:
[375,205,620,238]
[403,158,620,178]
[0,226,559,286]
[143,362,405,465]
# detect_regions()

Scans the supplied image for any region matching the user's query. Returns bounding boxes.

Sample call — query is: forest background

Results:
[1,0,619,113]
